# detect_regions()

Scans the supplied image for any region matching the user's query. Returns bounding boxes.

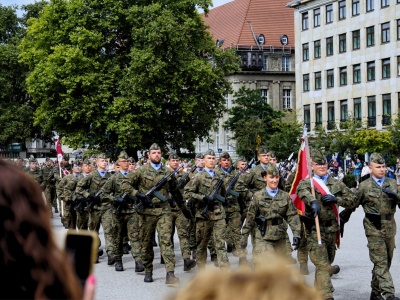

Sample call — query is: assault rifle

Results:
[74,195,87,214]
[225,158,255,200]
[177,164,197,189]
[85,190,102,212]
[135,168,179,214]
[113,193,136,215]
[278,152,294,175]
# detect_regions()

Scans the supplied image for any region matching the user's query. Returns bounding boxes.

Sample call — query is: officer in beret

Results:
[296,149,356,300]
[121,143,188,284]
[341,153,400,300]
[184,149,230,270]
[75,153,113,263]
[241,163,301,264]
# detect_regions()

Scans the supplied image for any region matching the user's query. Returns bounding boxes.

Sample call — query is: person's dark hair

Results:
[0,160,82,299]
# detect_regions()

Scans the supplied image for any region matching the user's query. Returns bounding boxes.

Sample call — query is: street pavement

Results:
[51,207,400,300]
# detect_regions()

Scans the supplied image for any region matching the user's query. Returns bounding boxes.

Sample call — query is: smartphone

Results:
[64,230,98,286]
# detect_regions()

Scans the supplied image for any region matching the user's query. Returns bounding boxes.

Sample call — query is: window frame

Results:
[327,69,334,88]
[303,74,310,92]
[368,96,376,127]
[382,58,391,79]
[354,98,362,121]
[302,43,309,61]
[339,0,346,20]
[340,100,348,122]
[304,105,311,131]
[314,8,321,27]
[315,103,323,126]
[381,0,390,8]
[352,30,360,50]
[283,89,292,110]
[397,19,400,40]
[352,0,360,16]
[381,22,390,44]
[353,64,361,83]
[382,93,391,126]
[367,61,375,81]
[326,37,334,56]
[302,12,309,30]
[366,26,375,47]
[314,40,321,59]
[315,71,322,90]
[340,67,347,86]
[326,4,333,24]
[339,33,347,53]
[366,0,374,12]
[282,56,290,71]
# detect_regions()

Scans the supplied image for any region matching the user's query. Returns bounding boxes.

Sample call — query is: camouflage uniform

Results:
[61,173,82,230]
[184,163,230,270]
[296,150,356,300]
[75,165,113,256]
[75,173,90,230]
[26,168,43,187]
[42,162,57,212]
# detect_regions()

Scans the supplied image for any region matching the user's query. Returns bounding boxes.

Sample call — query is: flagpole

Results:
[303,126,322,246]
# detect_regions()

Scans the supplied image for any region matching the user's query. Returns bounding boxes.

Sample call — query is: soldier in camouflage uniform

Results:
[26,156,43,186]
[121,144,192,284]
[241,164,301,265]
[99,151,144,272]
[167,153,196,271]
[54,154,72,219]
[75,153,114,263]
[60,160,83,230]
[74,158,92,230]
[296,149,356,300]
[340,153,400,300]
[184,149,230,270]
[42,158,58,214]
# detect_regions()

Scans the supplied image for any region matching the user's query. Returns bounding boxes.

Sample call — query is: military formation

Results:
[19,145,400,300]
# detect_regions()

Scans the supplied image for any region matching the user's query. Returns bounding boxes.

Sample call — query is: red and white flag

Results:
[53,131,64,162]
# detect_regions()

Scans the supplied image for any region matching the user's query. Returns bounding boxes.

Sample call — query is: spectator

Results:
[396,159,400,185]
[386,165,395,179]
[361,162,371,182]
[0,160,95,300]
[337,168,344,181]
[353,159,362,183]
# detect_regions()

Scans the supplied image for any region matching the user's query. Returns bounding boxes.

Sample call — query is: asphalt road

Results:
[51,207,400,300]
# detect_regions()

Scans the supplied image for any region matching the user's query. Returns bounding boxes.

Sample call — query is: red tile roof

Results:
[203,0,294,49]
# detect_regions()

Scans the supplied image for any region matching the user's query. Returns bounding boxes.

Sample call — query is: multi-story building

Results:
[197,0,296,158]
[288,0,400,132]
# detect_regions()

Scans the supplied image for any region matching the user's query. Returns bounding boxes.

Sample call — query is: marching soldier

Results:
[26,156,43,186]
[340,153,400,300]
[296,149,356,300]
[121,143,191,284]
[74,158,92,230]
[99,151,144,273]
[184,149,230,270]
[42,158,58,215]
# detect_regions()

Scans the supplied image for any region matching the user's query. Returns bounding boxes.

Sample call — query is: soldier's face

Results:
[269,157,277,165]
[312,161,328,176]
[369,162,386,179]
[204,155,216,169]
[169,158,179,169]
[82,164,91,174]
[264,174,279,190]
[237,161,246,171]
[118,158,129,171]
[96,158,108,171]
[29,162,38,171]
[219,157,231,169]
[196,158,205,168]
[73,165,82,174]
[149,149,161,164]
[128,162,136,171]
[258,153,270,165]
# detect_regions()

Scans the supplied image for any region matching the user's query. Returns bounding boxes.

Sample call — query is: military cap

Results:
[310,148,327,165]
[204,149,216,156]
[73,159,82,166]
[369,152,385,164]
[168,153,179,160]
[269,151,276,158]
[62,154,69,161]
[195,153,204,159]
[45,157,52,162]
[149,143,160,151]
[237,156,247,162]
[82,158,91,165]
[219,151,230,159]
[96,153,107,159]
[128,157,136,163]
[118,151,129,160]
[29,155,37,163]
[257,146,269,155]
[261,163,280,177]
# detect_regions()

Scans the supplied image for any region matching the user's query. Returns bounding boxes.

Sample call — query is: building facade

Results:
[288,0,400,133]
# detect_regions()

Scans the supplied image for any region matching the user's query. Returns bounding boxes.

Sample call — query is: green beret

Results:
[257,146,269,155]
[261,163,279,177]
[220,151,230,159]
[168,153,179,160]
[269,151,276,158]
[29,155,37,163]
[149,143,160,151]
[97,153,107,159]
[237,156,247,162]
[310,148,326,164]
[128,157,136,163]
[118,151,129,160]
[83,158,91,165]
[195,153,204,159]
[369,152,385,164]
[204,149,216,156]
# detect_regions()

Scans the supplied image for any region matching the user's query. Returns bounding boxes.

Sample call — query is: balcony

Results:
[367,117,376,127]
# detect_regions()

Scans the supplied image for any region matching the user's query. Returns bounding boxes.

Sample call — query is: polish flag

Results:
[53,131,63,162]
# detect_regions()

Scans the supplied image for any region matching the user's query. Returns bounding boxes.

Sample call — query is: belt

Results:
[266,218,283,226]
[152,202,169,209]
[319,219,336,227]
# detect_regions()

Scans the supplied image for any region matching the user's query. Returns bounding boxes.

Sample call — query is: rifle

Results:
[177,164,197,189]
[225,158,255,200]
[135,168,179,214]
[279,152,294,175]
[113,193,136,215]
[74,195,87,214]
[84,190,102,212]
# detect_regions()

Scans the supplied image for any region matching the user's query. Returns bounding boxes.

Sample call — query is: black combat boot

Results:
[329,265,340,276]
[191,249,197,260]
[54,207,59,213]
[160,255,165,264]
[114,260,124,271]
[135,261,145,272]
[107,253,115,265]
[98,249,104,257]
[165,272,180,284]
[386,296,400,300]
[369,291,384,300]
[183,258,196,271]
[211,254,218,267]
[300,263,310,275]
[153,239,158,247]
[144,272,153,283]
[226,244,233,253]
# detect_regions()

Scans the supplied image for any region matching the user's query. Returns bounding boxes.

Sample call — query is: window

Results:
[339,1,346,20]
[382,94,391,125]
[326,4,333,23]
[314,8,321,27]
[262,55,268,71]
[381,22,390,43]
[302,12,309,30]
[352,30,360,50]
[303,74,310,92]
[382,58,390,78]
[315,103,323,126]
[352,0,360,15]
[261,89,268,102]
[339,33,346,53]
[354,98,361,121]
[340,67,347,85]
[397,19,400,40]
[304,105,311,131]
[224,94,229,108]
[367,26,375,46]
[398,56,400,76]
[368,96,376,126]
[353,64,361,83]
[283,89,292,109]
[327,69,334,88]
[340,100,348,122]
[314,40,321,58]
[282,56,290,71]
[367,61,375,81]
[326,37,333,56]
[366,0,374,11]
[302,43,309,61]
[327,101,335,130]
[381,0,389,7]
[315,71,321,90]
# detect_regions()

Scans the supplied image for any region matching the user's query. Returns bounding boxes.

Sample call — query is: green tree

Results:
[19,0,239,156]
[389,112,400,156]
[351,129,394,155]
[224,87,283,158]
[328,116,362,155]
